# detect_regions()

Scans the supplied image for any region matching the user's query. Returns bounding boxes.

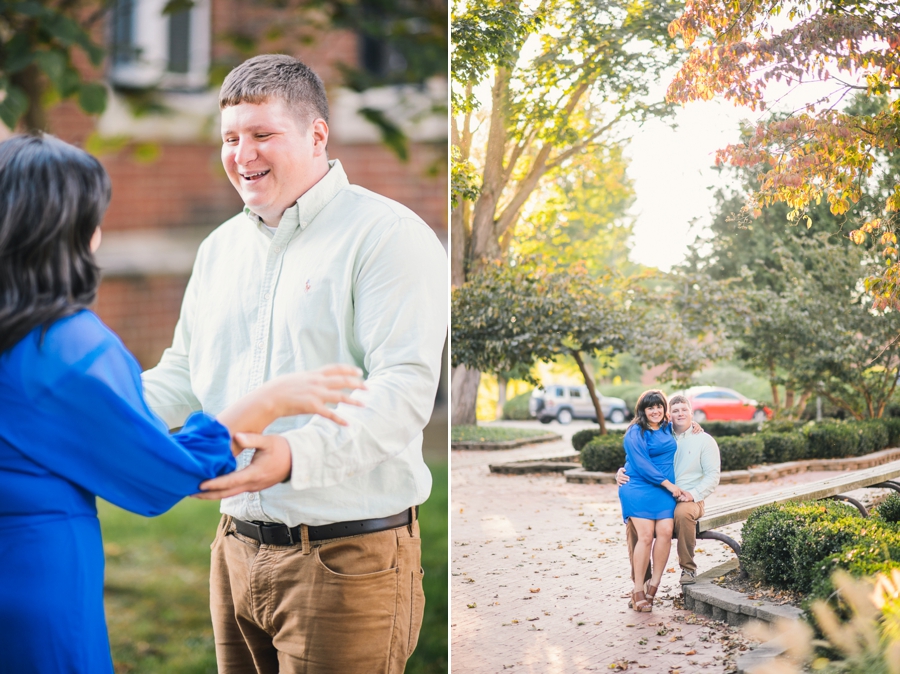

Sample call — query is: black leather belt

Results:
[232,508,416,546]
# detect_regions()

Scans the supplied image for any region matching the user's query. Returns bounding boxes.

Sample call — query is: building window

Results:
[108,0,210,91]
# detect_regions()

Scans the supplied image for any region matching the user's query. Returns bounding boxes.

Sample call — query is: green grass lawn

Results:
[451,424,557,443]
[99,459,448,673]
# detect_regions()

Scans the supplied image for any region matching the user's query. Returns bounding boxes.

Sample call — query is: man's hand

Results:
[678,491,695,502]
[615,467,629,486]
[194,432,292,500]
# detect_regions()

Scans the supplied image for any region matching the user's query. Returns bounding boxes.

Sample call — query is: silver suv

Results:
[528,385,629,425]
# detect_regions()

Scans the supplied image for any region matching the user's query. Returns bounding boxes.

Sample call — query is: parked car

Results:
[681,386,772,423]
[528,385,630,425]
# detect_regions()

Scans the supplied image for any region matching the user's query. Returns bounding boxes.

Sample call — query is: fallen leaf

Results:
[530,588,541,593]
[467,603,476,609]
[685,650,696,656]
[666,567,675,573]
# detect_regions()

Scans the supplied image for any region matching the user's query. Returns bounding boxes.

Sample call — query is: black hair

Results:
[0,134,111,354]
[628,389,669,434]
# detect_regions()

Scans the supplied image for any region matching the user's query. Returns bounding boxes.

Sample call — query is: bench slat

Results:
[697,461,900,531]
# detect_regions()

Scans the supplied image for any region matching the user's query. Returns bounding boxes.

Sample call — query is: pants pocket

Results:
[407,565,425,657]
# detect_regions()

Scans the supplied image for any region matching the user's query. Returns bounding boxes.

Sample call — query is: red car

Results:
[682,386,772,423]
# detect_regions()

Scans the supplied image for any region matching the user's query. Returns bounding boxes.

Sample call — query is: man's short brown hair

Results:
[668,394,692,409]
[219,54,329,126]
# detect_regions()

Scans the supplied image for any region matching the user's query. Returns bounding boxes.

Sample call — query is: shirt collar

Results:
[243,159,350,236]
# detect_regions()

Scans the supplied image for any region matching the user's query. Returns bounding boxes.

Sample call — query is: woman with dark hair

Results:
[0,134,365,673]
[617,389,684,612]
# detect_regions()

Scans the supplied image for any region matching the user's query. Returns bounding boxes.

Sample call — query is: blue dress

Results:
[0,310,237,674]
[618,424,677,521]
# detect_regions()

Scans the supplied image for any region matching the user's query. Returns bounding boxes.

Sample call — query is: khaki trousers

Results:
[625,501,705,584]
[210,514,425,674]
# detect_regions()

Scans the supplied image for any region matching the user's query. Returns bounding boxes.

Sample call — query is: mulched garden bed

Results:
[712,568,804,609]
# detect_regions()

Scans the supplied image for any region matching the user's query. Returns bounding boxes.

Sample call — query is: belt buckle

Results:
[283,526,295,545]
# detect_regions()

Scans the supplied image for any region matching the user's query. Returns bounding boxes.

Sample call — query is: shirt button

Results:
[274,245,282,252]
[257,341,264,349]
[264,292,271,300]
[249,493,257,500]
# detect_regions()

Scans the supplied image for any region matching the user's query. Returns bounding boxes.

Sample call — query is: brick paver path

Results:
[451,436,884,674]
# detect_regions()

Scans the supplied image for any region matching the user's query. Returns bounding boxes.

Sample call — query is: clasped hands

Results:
[194,364,366,500]
[615,468,695,502]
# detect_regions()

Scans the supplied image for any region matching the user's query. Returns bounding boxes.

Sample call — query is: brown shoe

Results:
[632,590,652,612]
[645,581,659,606]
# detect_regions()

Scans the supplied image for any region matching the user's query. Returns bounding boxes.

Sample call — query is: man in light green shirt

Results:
[141,54,447,672]
[618,394,721,585]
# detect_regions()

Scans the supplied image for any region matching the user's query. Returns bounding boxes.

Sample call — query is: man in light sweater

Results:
[141,54,447,672]
[617,394,721,585]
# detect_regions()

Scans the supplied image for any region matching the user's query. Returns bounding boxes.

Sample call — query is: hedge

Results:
[572,427,624,452]
[757,431,808,464]
[580,435,626,472]
[697,421,759,438]
[804,422,861,458]
[877,493,900,524]
[741,500,900,605]
[502,391,532,421]
[716,435,764,471]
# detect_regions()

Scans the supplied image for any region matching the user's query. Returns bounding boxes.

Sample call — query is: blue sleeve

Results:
[624,426,667,485]
[3,318,236,517]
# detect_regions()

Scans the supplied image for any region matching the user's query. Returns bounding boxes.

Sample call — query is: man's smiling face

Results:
[221,97,326,226]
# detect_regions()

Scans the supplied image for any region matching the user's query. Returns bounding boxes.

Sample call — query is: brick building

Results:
[30,0,447,372]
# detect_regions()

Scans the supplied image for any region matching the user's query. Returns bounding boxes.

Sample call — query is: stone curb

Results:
[563,446,900,484]
[451,433,561,451]
[488,454,580,474]
[683,560,804,674]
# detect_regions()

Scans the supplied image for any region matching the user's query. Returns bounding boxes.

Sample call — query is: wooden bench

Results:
[695,460,900,573]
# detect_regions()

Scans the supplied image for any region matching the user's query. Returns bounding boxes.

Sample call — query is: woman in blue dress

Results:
[0,134,365,673]
[618,389,685,612]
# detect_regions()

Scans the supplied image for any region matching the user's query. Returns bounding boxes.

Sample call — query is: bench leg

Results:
[827,494,869,517]
[871,480,900,494]
[697,530,746,578]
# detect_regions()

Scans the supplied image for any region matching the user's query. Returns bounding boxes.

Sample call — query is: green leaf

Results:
[0,85,29,129]
[4,33,35,74]
[9,1,46,18]
[58,67,81,98]
[33,50,67,91]
[78,82,107,114]
[163,0,195,14]
[42,14,83,47]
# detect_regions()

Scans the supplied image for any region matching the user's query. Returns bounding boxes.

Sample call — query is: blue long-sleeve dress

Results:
[618,424,677,521]
[0,310,237,673]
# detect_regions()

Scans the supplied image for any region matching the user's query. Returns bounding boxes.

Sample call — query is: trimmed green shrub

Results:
[881,417,900,447]
[742,499,900,603]
[741,501,862,591]
[757,431,808,464]
[850,420,890,455]
[572,427,623,452]
[698,421,759,438]
[877,493,900,524]
[580,435,625,473]
[762,420,808,434]
[805,422,859,459]
[716,435,764,471]
[572,428,601,452]
[502,391,533,421]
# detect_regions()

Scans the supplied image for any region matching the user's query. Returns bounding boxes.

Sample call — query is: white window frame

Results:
[108,0,211,91]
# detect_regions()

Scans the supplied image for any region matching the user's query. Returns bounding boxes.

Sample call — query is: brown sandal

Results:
[645,582,659,606]
[632,590,652,612]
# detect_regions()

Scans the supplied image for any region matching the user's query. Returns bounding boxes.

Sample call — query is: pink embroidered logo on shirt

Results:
[305,279,311,293]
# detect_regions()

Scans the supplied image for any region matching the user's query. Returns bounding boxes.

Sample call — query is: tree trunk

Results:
[794,390,813,420]
[12,63,47,133]
[572,350,606,435]
[451,364,481,426]
[496,374,508,420]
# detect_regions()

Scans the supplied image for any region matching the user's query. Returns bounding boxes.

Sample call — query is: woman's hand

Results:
[661,480,683,500]
[615,467,630,486]
[691,421,703,434]
[216,364,366,452]
[261,364,366,424]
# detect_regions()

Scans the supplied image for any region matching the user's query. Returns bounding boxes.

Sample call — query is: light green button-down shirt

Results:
[141,160,448,526]
[672,428,721,503]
